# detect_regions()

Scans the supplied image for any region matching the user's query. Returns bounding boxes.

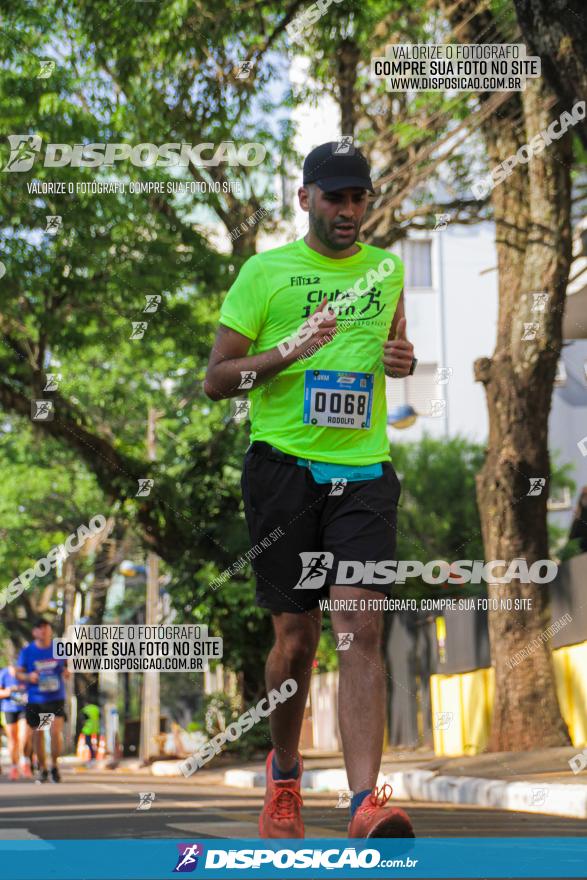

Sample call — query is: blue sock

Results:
[350,789,372,817]
[272,754,299,781]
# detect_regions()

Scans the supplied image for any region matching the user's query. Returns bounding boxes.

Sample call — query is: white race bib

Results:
[38,672,60,693]
[303,370,374,430]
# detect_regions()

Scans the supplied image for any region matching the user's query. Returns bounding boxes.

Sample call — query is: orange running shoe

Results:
[19,761,33,779]
[259,750,304,839]
[9,766,19,781]
[348,784,415,838]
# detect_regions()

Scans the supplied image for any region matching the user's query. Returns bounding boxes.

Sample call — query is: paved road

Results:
[0,770,582,878]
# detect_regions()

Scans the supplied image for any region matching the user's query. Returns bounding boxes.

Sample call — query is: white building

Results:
[384,223,498,443]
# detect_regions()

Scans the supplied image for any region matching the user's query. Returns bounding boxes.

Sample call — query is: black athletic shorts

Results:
[26,699,66,728]
[241,442,401,613]
[4,710,26,724]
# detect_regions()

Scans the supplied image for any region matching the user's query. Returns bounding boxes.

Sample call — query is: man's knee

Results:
[334,613,383,653]
[275,623,319,664]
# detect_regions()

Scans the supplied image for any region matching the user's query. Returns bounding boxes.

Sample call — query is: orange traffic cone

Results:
[97,735,106,760]
[77,734,91,762]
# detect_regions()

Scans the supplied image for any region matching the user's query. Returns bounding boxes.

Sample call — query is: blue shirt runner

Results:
[17,643,66,703]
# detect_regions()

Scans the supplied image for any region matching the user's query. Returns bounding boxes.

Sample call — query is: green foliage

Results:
[0,423,110,634]
[390,435,485,598]
[315,625,338,673]
[0,0,286,690]
[557,538,583,562]
[195,689,270,760]
[547,454,577,558]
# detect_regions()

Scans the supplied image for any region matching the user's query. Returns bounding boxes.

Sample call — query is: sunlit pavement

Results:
[0,769,585,841]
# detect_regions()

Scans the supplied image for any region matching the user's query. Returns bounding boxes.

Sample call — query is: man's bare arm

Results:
[203,325,294,401]
[203,298,337,401]
[16,665,36,683]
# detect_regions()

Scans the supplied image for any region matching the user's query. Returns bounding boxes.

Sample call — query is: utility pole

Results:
[63,557,76,751]
[139,407,161,764]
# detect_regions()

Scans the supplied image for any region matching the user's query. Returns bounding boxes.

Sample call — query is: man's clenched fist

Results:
[382,317,414,378]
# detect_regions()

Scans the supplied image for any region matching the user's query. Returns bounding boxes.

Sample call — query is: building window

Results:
[401,240,432,288]
[386,363,442,417]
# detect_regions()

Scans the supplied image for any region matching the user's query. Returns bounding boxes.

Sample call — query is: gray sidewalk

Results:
[146,746,587,818]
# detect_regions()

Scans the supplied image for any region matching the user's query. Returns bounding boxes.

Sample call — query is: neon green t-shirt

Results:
[219,238,403,465]
[81,703,100,736]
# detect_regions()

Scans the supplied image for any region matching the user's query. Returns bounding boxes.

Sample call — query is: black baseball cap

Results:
[32,617,50,628]
[303,141,374,193]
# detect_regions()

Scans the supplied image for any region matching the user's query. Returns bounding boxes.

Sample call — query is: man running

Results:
[17,618,69,783]
[0,662,31,779]
[204,142,416,839]
[81,702,100,766]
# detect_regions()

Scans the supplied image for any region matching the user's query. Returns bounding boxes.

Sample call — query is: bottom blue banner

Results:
[0,838,585,878]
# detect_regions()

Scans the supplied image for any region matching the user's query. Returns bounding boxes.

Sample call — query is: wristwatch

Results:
[408,357,418,376]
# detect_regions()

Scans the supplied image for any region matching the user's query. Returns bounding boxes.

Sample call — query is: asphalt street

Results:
[1,768,586,839]
[0,770,583,879]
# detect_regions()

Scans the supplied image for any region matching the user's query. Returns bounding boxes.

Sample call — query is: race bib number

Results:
[303,370,374,429]
[38,674,60,693]
[12,688,28,706]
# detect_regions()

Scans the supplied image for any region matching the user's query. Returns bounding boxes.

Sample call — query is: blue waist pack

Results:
[297,459,383,484]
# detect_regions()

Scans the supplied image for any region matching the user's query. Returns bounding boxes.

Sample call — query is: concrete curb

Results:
[151,761,184,776]
[223,768,356,791]
[222,766,587,819]
[386,769,587,819]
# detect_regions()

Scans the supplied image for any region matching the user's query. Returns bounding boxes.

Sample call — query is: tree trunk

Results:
[335,38,360,137]
[476,78,573,749]
[514,0,587,150]
[440,0,573,750]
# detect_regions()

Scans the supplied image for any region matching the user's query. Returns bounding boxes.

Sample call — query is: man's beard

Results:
[309,209,360,251]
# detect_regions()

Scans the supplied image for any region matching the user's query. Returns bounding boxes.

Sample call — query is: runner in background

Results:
[205,143,417,840]
[0,662,31,779]
[16,619,69,783]
[81,702,100,766]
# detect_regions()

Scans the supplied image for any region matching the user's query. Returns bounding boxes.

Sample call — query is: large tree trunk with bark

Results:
[476,81,573,749]
[335,38,361,136]
[441,0,573,749]
[514,0,587,150]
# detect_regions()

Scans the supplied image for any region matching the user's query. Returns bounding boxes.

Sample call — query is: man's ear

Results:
[298,185,310,213]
